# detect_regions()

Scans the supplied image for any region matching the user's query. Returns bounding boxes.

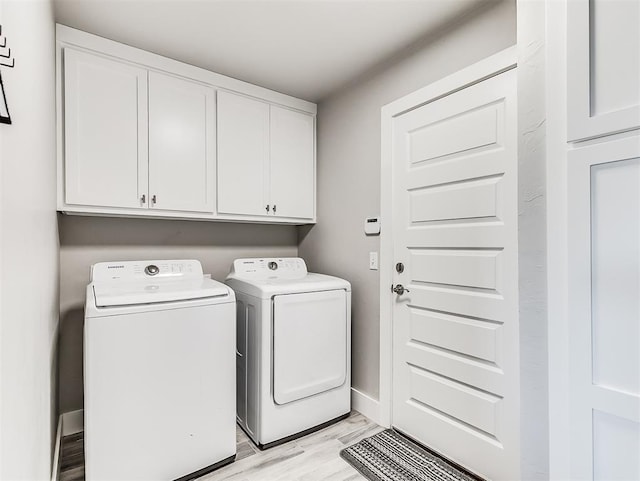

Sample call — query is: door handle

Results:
[392,284,410,295]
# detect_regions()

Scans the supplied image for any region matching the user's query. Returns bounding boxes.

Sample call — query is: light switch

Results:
[369,252,378,270]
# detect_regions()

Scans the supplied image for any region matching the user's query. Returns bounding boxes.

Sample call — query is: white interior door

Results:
[391,69,519,480]
[64,48,148,209]
[567,0,640,141]
[269,106,315,219]
[568,134,640,480]
[148,71,215,213]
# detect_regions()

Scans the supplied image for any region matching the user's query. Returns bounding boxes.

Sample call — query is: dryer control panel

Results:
[229,257,307,280]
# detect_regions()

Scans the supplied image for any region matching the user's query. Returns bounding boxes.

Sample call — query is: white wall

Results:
[58,215,297,413]
[517,1,549,479]
[0,0,59,479]
[299,0,516,400]
[546,1,571,478]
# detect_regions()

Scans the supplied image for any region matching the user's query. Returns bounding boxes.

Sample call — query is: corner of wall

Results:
[0,0,59,478]
[516,0,550,479]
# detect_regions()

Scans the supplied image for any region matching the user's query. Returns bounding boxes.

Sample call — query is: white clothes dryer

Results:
[226,257,351,449]
[84,260,236,481]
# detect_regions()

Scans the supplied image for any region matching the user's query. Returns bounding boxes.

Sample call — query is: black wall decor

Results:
[0,25,14,125]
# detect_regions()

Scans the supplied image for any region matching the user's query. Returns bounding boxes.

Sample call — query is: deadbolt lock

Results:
[396,262,404,273]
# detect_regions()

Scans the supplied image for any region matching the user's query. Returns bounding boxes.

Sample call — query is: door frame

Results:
[378,46,517,427]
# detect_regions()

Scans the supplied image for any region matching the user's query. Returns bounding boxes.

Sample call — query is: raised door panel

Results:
[269,106,315,219]
[148,72,215,213]
[217,91,269,216]
[568,135,640,480]
[64,48,148,208]
[567,0,640,141]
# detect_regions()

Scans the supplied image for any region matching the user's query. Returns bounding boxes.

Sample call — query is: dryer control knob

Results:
[145,264,160,276]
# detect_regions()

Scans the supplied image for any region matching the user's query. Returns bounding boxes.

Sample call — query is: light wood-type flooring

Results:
[60,411,382,481]
[59,431,84,481]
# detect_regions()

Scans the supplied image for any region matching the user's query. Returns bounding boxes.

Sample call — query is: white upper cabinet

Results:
[64,48,148,209]
[217,91,270,216]
[57,25,316,224]
[567,0,640,141]
[217,91,315,220]
[270,105,315,219]
[148,72,215,213]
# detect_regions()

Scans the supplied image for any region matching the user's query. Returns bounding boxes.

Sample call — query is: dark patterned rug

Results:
[340,429,481,481]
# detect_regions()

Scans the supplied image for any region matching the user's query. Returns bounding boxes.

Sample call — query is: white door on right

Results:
[567,0,640,141]
[391,69,519,480]
[568,134,640,481]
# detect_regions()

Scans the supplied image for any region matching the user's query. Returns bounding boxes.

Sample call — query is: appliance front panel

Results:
[272,289,347,405]
[84,303,235,480]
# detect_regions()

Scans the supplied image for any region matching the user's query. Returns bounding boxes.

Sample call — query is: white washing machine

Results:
[225,257,351,449]
[84,260,236,481]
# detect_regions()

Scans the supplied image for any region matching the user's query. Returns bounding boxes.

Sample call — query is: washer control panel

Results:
[230,257,307,280]
[91,260,203,283]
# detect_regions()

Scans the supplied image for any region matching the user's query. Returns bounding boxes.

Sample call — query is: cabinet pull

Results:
[152,195,157,205]
[273,204,277,214]
[265,204,270,213]
[140,194,146,204]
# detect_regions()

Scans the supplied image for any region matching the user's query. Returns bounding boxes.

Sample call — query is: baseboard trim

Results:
[351,388,381,425]
[51,414,63,481]
[62,409,84,436]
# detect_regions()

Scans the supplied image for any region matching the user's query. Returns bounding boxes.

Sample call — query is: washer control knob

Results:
[268,261,278,271]
[145,264,160,276]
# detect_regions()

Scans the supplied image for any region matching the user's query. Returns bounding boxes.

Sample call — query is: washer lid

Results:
[93,277,230,307]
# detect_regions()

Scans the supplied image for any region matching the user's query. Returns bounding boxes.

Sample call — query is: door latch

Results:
[391,284,410,295]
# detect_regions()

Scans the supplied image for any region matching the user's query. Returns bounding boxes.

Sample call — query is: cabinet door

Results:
[269,106,315,219]
[567,0,640,141]
[217,91,269,216]
[64,48,148,208]
[148,72,215,213]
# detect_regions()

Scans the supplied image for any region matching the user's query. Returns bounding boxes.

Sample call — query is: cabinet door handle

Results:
[272,204,277,214]
[140,194,146,204]
[265,204,270,213]
[152,195,157,205]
